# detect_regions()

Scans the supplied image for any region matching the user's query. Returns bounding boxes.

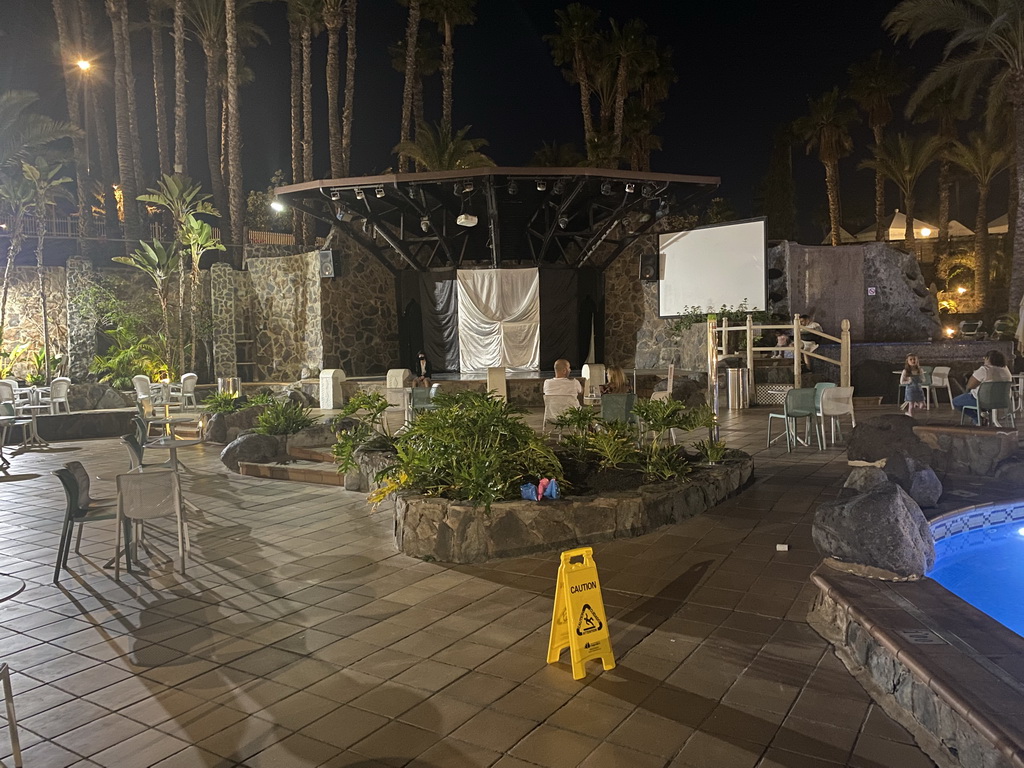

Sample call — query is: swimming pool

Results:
[930,516,1024,637]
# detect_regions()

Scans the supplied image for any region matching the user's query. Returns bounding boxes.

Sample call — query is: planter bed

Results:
[392,454,753,564]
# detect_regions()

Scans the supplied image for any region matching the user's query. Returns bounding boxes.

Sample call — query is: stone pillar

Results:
[66,258,96,381]
[210,262,237,379]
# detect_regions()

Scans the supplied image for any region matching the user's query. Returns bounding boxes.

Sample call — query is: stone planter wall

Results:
[912,424,1018,476]
[393,455,753,563]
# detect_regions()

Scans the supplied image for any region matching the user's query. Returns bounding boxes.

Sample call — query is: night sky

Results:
[3,0,964,241]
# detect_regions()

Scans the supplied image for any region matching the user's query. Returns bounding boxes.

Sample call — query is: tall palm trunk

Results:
[612,63,628,159]
[225,0,244,254]
[825,160,841,247]
[1009,146,1018,303]
[936,157,952,260]
[904,194,917,253]
[118,1,145,196]
[0,215,27,343]
[35,218,51,383]
[341,0,357,176]
[52,0,94,246]
[178,261,187,376]
[325,2,343,177]
[975,181,991,308]
[301,23,315,244]
[399,0,420,173]
[106,0,142,244]
[203,44,227,221]
[149,0,170,176]
[440,15,453,136]
[872,124,886,241]
[575,48,594,157]
[173,0,187,173]
[289,14,303,240]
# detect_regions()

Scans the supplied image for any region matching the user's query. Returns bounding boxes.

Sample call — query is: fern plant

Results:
[587,422,641,469]
[255,400,317,436]
[203,391,242,414]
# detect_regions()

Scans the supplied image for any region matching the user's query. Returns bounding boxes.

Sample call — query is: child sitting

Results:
[772,331,793,359]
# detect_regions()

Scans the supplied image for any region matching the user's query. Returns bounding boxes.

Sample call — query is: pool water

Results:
[930,521,1024,637]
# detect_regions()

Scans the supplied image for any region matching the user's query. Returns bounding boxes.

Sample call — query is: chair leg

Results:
[1,664,22,768]
[74,523,84,554]
[53,514,75,584]
[114,510,123,581]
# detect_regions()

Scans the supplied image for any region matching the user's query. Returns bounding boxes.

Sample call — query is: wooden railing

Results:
[0,214,295,246]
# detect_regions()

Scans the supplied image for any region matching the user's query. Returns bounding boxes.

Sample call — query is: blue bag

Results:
[520,483,538,500]
[543,478,560,499]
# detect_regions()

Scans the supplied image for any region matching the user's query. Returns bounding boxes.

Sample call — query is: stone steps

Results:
[237,443,340,485]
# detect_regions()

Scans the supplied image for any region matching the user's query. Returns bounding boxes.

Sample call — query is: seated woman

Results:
[600,366,632,395]
[411,351,433,388]
[952,349,1012,424]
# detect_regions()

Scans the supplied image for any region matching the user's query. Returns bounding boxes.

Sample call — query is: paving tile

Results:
[350,719,440,766]
[510,723,599,767]
[398,693,481,735]
[299,704,389,750]
[849,733,937,768]
[579,741,671,768]
[450,708,538,752]
[671,731,765,768]
[414,737,503,768]
[90,728,193,768]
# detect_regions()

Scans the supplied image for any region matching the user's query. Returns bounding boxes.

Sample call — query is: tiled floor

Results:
[0,403,950,767]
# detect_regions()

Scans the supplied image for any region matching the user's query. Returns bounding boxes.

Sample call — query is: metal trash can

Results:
[217,377,240,396]
[727,368,749,409]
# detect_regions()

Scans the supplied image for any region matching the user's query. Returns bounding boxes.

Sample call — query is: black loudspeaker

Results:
[639,251,658,281]
[318,250,335,278]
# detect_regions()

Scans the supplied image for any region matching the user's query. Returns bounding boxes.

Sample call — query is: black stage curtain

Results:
[577,267,604,366]
[539,269,578,371]
[400,270,459,372]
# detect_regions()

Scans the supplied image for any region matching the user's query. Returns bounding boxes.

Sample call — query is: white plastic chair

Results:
[924,366,954,410]
[818,386,856,447]
[169,373,198,411]
[543,395,581,436]
[132,374,155,403]
[114,469,189,578]
[0,379,27,413]
[386,368,412,411]
[40,377,71,414]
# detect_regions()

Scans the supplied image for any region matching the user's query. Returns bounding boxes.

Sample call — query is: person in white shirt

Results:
[799,313,822,371]
[543,359,582,398]
[953,349,1012,424]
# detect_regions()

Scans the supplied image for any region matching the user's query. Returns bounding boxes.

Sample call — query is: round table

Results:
[17,404,50,448]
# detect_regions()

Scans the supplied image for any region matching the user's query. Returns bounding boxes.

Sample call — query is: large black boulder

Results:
[813,481,935,579]
[220,433,284,472]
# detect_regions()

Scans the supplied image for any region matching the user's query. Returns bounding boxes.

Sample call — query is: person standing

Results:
[900,354,926,413]
[411,351,433,387]
[953,350,1012,424]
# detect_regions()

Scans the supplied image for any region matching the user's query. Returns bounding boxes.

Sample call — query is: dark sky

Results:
[3,0,966,241]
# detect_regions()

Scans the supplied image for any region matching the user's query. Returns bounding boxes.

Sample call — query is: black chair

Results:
[52,467,125,584]
[120,433,158,471]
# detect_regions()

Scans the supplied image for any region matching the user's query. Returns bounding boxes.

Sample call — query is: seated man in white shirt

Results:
[543,359,582,398]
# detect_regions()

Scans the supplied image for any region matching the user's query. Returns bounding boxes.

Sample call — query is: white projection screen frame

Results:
[658,218,767,317]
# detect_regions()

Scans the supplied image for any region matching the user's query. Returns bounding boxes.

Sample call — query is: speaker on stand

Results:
[318,250,335,278]
[639,251,659,281]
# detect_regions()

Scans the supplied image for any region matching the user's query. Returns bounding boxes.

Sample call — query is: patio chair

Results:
[114,469,189,578]
[409,385,439,420]
[0,381,18,410]
[923,366,953,410]
[767,387,817,452]
[600,393,637,425]
[543,394,581,437]
[120,433,158,471]
[961,381,1015,428]
[0,402,29,468]
[818,387,856,447]
[63,461,117,555]
[0,662,22,768]
[959,320,983,339]
[39,377,71,415]
[132,374,156,403]
[169,373,198,411]
[52,467,124,584]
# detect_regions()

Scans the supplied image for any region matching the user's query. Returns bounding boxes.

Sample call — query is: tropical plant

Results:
[0,342,29,379]
[859,133,943,252]
[173,0,188,173]
[0,172,34,345]
[203,390,243,413]
[90,328,167,390]
[255,399,317,435]
[27,349,65,386]
[106,0,144,243]
[112,238,180,364]
[546,4,601,158]
[224,0,245,250]
[587,421,641,469]
[389,32,441,133]
[530,141,584,167]
[794,88,858,246]
[885,0,1024,312]
[393,122,493,171]
[420,0,476,136]
[374,391,562,511]
[693,437,728,464]
[330,391,395,472]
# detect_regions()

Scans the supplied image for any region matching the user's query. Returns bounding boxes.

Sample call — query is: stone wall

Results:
[66,259,96,380]
[321,230,398,375]
[2,266,68,380]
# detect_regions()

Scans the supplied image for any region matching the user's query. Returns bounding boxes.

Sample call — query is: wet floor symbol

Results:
[576,604,602,635]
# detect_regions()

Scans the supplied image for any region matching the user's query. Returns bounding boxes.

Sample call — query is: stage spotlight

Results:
[375,185,385,198]
[508,180,518,196]
[655,199,669,219]
[463,181,474,193]
[329,190,341,201]
[558,215,569,229]
[536,180,547,191]
[553,180,565,195]
[641,184,654,198]
[270,200,285,213]
[420,215,430,232]
[457,213,478,227]
[625,182,635,193]
[355,188,364,200]
[600,181,613,196]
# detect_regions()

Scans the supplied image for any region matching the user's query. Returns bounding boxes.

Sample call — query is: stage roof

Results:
[275,167,719,272]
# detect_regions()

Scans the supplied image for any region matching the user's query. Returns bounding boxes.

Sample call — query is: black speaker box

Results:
[639,251,658,281]
[318,250,335,278]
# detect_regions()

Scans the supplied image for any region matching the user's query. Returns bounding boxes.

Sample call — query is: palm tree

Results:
[180,214,225,370]
[23,159,72,383]
[794,88,858,246]
[421,0,476,136]
[300,0,323,241]
[0,174,35,345]
[113,238,180,365]
[173,0,187,173]
[948,130,1010,308]
[389,34,441,132]
[608,18,650,160]
[105,0,143,243]
[847,52,909,242]
[149,0,171,176]
[913,84,967,261]
[287,0,304,240]
[0,91,78,171]
[341,0,357,176]
[324,0,345,177]
[546,4,600,159]
[885,0,1024,311]
[530,141,583,167]
[224,0,244,252]
[860,133,943,252]
[398,0,421,172]
[394,123,493,171]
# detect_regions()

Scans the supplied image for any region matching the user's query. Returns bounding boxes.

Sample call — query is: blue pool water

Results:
[930,521,1024,637]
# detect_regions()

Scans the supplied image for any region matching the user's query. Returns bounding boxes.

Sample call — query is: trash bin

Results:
[217,377,240,396]
[727,368,749,409]
[319,368,347,409]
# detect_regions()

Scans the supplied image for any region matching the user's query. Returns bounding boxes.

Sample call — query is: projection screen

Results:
[658,218,767,317]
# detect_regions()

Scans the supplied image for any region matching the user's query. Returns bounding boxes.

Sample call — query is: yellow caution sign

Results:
[546,547,616,680]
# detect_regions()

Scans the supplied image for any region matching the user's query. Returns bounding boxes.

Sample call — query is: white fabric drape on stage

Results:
[457,269,540,371]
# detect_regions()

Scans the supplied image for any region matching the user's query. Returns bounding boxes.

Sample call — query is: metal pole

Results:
[707,314,720,441]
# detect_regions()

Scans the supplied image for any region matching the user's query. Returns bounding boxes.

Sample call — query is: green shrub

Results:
[374,391,562,511]
[693,438,728,463]
[587,421,641,469]
[90,328,169,390]
[331,391,395,473]
[203,391,242,414]
[255,400,317,436]
[245,391,275,407]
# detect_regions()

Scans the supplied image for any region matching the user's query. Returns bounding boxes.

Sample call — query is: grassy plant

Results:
[245,391,275,407]
[376,391,562,511]
[0,342,29,380]
[331,391,395,473]
[642,443,691,481]
[552,406,599,436]
[254,400,317,436]
[693,438,728,463]
[203,391,242,414]
[587,422,641,469]
[89,328,168,390]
